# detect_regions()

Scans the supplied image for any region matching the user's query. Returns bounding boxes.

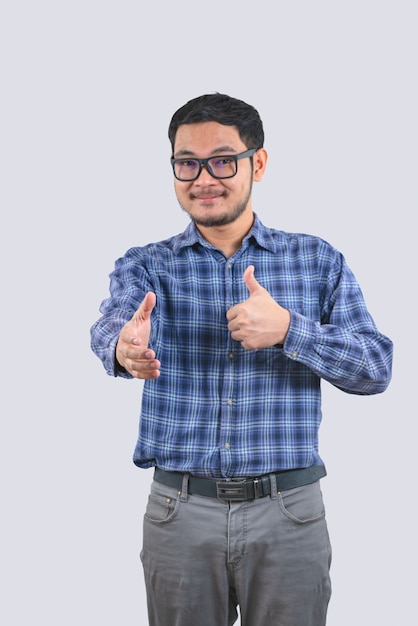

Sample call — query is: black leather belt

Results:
[154,465,326,501]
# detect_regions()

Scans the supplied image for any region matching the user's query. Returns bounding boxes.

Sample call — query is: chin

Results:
[194,215,234,227]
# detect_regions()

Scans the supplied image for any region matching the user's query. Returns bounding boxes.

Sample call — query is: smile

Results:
[191,192,225,201]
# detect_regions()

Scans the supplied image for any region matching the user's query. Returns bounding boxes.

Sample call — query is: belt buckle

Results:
[216,480,248,501]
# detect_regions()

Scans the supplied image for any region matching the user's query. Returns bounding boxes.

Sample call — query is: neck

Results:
[196,211,255,258]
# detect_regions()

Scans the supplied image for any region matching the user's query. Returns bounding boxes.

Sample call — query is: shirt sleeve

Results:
[282,252,393,395]
[90,247,157,377]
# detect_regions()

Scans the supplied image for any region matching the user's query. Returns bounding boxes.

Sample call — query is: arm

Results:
[227,263,393,395]
[283,287,393,396]
[90,248,160,378]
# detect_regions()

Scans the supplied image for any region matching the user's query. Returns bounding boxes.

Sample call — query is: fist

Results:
[226,266,290,350]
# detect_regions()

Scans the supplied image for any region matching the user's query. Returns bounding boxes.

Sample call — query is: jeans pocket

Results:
[144,481,181,523]
[277,481,326,524]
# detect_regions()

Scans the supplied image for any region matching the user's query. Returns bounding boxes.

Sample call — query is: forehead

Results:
[173,121,245,156]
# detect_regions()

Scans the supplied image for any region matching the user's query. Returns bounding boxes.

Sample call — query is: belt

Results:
[154,465,326,501]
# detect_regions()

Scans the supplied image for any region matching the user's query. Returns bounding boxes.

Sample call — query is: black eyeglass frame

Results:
[170,148,258,182]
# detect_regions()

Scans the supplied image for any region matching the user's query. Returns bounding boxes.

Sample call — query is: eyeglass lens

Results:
[174,156,237,181]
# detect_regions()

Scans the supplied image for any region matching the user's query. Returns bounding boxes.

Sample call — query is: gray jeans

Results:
[141,474,332,626]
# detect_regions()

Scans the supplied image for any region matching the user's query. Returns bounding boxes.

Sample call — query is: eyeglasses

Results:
[171,148,257,182]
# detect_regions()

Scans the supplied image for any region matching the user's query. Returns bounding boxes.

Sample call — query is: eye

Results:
[211,156,234,168]
[177,159,199,169]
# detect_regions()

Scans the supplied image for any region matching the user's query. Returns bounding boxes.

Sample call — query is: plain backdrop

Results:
[1,1,416,624]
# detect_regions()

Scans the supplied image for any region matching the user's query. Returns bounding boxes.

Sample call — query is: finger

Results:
[227,318,240,332]
[131,356,160,370]
[132,292,156,322]
[132,366,160,380]
[226,306,237,321]
[118,327,143,346]
[130,357,161,379]
[243,265,262,295]
[125,346,156,360]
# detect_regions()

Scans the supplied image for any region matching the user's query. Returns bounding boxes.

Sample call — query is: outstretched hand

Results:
[116,292,161,379]
[226,265,290,350]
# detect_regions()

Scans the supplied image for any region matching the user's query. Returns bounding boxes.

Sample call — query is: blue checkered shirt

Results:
[90,215,393,478]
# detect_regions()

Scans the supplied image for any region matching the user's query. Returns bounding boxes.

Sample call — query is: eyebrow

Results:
[173,145,238,158]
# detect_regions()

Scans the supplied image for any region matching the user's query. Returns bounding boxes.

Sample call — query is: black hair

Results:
[168,93,264,152]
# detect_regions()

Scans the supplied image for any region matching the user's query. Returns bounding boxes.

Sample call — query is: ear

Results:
[252,148,268,182]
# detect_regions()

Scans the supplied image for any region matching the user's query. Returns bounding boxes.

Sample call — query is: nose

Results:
[195,162,217,184]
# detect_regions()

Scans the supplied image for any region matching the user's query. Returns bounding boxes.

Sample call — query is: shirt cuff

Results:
[283,310,317,361]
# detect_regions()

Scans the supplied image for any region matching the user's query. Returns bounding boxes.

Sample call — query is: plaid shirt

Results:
[90,215,393,478]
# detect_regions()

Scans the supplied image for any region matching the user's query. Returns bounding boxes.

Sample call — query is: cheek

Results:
[236,176,253,197]
[174,181,190,201]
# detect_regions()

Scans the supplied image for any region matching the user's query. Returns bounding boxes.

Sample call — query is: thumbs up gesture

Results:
[226,266,290,351]
[116,292,161,379]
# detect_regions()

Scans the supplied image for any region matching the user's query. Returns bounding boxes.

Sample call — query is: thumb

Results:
[243,265,262,295]
[132,292,156,322]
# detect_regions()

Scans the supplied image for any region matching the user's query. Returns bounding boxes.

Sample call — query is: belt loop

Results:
[269,473,278,500]
[180,473,189,502]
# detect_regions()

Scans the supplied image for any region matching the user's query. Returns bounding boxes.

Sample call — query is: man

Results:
[90,93,393,626]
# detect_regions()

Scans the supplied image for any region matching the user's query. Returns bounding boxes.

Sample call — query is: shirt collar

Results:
[172,214,278,255]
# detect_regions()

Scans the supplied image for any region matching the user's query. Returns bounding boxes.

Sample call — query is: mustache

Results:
[190,189,226,199]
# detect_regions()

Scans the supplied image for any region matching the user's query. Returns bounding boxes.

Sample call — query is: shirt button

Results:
[228,352,234,360]
[227,399,233,406]
[290,351,298,358]
[224,443,231,449]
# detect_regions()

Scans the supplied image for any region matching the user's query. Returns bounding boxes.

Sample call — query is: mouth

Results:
[191,191,225,202]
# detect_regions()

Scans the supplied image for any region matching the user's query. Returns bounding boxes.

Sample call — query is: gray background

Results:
[1,1,416,624]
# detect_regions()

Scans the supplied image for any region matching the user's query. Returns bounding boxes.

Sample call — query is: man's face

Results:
[172,121,255,228]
